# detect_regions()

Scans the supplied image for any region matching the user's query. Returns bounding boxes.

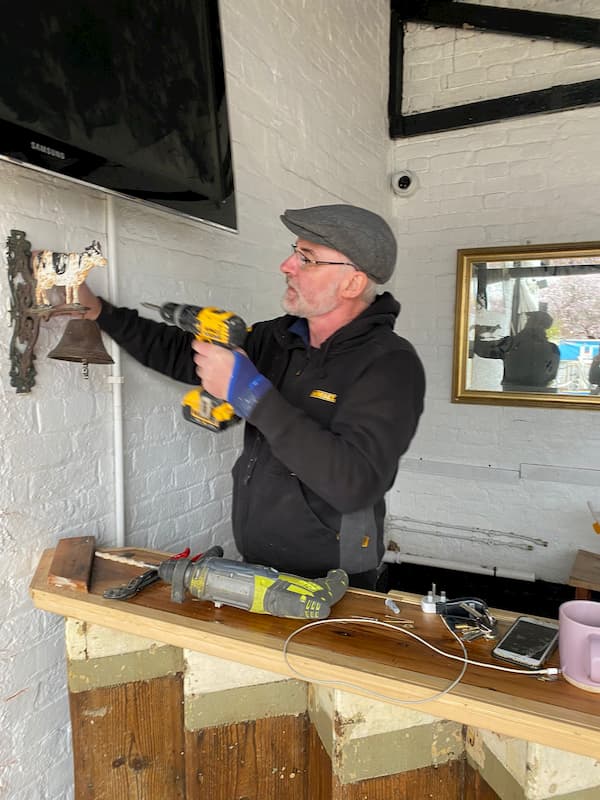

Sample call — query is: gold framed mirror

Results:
[452,242,600,410]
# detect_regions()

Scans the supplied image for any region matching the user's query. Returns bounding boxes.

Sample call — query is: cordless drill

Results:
[158,551,349,619]
[142,302,248,431]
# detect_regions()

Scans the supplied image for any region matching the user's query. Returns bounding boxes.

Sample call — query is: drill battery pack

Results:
[182,387,240,431]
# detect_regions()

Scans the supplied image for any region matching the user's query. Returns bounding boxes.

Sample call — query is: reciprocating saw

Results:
[142,301,248,431]
[158,552,349,620]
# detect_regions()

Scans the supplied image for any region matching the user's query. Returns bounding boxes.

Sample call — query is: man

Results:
[79,204,425,589]
[473,310,560,391]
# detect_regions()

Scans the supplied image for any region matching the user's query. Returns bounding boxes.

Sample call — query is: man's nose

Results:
[280,253,296,275]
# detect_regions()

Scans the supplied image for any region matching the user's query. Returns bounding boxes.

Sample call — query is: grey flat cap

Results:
[525,310,553,329]
[280,204,397,284]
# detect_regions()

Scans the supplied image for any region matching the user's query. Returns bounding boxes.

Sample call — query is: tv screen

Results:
[0,0,236,229]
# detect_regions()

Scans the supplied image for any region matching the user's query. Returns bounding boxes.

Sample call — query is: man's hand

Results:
[473,323,500,336]
[192,342,273,418]
[192,341,236,399]
[76,283,103,319]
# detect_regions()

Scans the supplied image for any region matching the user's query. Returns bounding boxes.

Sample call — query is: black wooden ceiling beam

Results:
[389,2,600,137]
[391,78,600,138]
[391,0,600,46]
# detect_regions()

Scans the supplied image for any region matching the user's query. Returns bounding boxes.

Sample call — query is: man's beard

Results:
[282,280,340,318]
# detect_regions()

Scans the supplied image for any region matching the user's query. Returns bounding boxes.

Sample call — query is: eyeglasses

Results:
[290,244,357,270]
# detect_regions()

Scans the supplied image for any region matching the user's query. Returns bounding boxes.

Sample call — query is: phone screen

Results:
[499,619,557,658]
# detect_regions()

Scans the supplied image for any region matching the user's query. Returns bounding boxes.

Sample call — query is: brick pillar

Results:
[467,727,600,799]
[309,685,467,798]
[66,619,186,799]
[182,650,310,799]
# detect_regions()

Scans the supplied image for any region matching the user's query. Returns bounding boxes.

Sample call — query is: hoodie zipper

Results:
[244,433,262,485]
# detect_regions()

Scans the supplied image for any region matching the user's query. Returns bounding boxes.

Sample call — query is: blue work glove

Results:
[227,351,272,418]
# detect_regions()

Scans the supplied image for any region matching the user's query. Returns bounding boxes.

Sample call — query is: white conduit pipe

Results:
[382,551,536,583]
[105,195,125,547]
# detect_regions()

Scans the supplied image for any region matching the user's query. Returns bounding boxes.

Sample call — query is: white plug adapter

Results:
[420,583,446,613]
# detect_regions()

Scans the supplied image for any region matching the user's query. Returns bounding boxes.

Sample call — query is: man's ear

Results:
[340,269,369,299]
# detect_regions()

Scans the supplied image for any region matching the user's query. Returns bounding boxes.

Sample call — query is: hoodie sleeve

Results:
[473,335,512,360]
[97,299,198,384]
[247,346,425,513]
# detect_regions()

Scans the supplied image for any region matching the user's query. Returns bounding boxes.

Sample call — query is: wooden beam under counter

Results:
[30,546,600,761]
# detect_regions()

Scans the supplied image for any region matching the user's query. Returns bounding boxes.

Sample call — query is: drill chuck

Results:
[154,302,177,324]
[157,303,204,334]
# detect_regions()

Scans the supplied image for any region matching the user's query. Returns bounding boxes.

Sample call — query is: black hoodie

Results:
[97,292,425,577]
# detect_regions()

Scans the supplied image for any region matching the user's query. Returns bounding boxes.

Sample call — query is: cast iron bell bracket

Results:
[7,229,40,393]
[6,229,94,393]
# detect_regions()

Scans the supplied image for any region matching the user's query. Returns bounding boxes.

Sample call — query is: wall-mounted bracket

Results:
[6,229,103,392]
[7,229,39,393]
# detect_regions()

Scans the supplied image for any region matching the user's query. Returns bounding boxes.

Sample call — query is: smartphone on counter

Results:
[491,616,559,669]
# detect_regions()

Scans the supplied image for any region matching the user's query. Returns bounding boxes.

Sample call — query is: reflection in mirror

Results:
[452,243,600,410]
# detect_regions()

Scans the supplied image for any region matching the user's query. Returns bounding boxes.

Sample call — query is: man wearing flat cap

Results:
[474,309,560,391]
[79,204,425,589]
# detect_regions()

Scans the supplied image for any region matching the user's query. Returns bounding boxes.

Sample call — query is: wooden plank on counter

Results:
[47,535,96,592]
[30,547,600,760]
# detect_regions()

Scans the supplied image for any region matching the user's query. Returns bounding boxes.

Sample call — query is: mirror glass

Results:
[452,243,600,410]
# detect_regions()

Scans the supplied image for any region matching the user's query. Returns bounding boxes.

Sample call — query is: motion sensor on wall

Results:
[391,169,418,197]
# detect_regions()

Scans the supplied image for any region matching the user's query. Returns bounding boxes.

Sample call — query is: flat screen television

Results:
[0,0,236,230]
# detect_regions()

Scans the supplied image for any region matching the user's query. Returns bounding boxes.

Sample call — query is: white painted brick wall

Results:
[0,1,390,797]
[2,1,599,795]
[389,1,600,584]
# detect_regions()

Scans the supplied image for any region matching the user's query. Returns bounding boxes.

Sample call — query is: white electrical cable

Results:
[281,616,560,706]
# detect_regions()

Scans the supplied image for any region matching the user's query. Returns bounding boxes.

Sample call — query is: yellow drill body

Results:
[143,302,248,430]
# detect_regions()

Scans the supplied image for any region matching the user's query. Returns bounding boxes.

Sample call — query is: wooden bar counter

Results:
[30,546,600,800]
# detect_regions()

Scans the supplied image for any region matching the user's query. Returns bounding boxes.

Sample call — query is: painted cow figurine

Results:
[32,241,107,306]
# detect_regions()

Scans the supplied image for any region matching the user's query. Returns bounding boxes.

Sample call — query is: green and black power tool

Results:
[158,550,349,620]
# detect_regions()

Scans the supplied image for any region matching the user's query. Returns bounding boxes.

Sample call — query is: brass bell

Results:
[48,319,114,379]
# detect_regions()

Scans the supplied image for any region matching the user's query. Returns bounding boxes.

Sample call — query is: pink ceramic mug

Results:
[559,600,600,692]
